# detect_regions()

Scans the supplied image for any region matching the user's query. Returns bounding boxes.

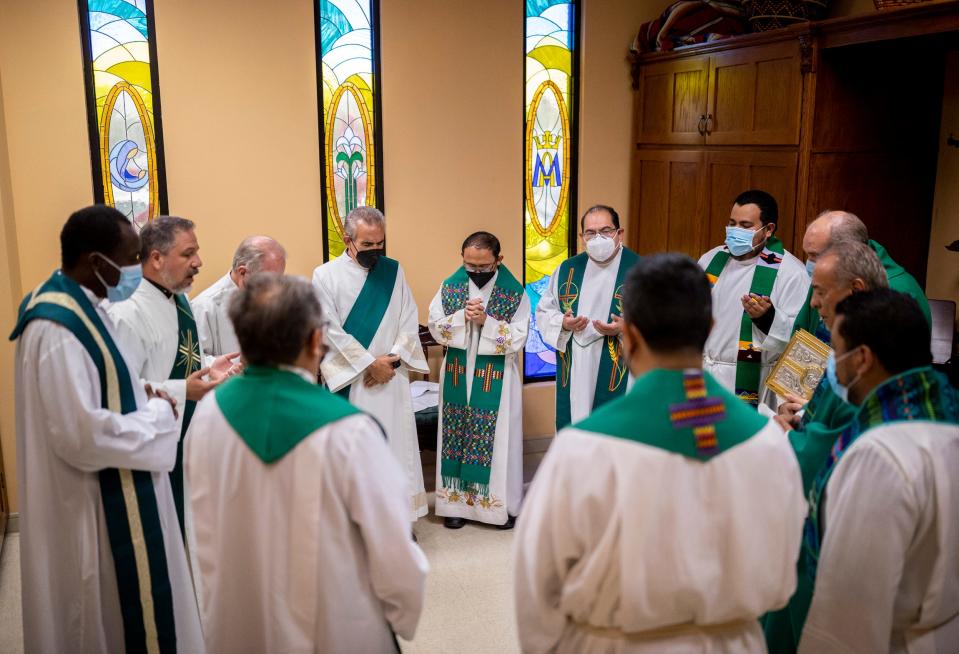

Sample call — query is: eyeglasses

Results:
[464,264,497,273]
[582,227,619,240]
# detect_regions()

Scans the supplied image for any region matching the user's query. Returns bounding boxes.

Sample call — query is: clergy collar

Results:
[145,277,175,299]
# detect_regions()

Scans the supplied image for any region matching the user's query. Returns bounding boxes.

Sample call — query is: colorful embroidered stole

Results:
[10,271,178,653]
[336,256,400,399]
[168,294,201,537]
[803,366,959,579]
[439,265,523,495]
[575,368,765,460]
[704,237,784,406]
[555,248,639,430]
[216,366,361,463]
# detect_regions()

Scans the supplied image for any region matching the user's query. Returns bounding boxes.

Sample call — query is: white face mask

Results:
[586,234,618,262]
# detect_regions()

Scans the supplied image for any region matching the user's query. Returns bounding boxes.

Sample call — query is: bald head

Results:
[231,236,287,288]
[803,210,869,262]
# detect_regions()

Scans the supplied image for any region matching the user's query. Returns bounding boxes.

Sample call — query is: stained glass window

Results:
[79,0,167,229]
[524,0,579,380]
[316,0,383,260]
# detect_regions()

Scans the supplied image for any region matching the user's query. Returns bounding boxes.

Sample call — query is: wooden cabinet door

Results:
[632,149,706,258]
[704,151,799,253]
[705,41,803,146]
[635,57,709,145]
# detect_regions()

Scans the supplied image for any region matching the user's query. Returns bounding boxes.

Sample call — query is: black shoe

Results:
[497,515,516,530]
[444,517,466,529]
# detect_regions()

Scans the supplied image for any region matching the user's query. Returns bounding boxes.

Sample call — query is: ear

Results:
[854,345,874,376]
[850,278,867,293]
[310,327,324,355]
[497,254,504,264]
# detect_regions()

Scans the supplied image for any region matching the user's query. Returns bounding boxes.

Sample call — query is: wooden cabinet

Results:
[633,150,705,257]
[635,41,803,147]
[706,41,803,146]
[636,58,709,145]
[634,149,798,258]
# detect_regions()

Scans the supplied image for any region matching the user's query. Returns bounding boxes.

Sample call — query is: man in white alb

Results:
[192,235,286,357]
[313,206,429,520]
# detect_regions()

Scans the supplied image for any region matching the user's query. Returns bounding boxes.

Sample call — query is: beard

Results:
[160,268,198,294]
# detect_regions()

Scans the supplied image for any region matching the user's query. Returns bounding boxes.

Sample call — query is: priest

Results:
[790,210,930,343]
[186,273,428,653]
[428,231,530,529]
[11,206,203,652]
[192,235,286,357]
[698,190,809,409]
[312,206,429,520]
[535,205,639,430]
[799,289,958,652]
[108,215,237,535]
[515,253,806,653]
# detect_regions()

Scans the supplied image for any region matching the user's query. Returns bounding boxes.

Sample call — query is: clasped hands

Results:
[741,293,772,318]
[465,298,487,326]
[773,392,806,432]
[563,310,623,337]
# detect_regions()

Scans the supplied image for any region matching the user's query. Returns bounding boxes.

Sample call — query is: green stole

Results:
[336,256,400,399]
[169,293,201,536]
[704,238,785,407]
[554,247,640,430]
[216,365,361,463]
[10,271,178,653]
[439,265,524,495]
[576,367,766,459]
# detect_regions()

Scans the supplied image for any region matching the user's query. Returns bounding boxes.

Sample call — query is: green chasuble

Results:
[554,248,640,430]
[169,294,202,536]
[791,239,932,345]
[765,367,959,654]
[576,367,767,460]
[10,271,178,654]
[216,366,361,463]
[704,238,785,407]
[336,256,400,399]
[439,265,524,496]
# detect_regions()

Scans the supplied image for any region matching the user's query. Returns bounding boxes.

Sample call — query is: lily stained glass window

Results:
[316,0,383,260]
[524,0,579,379]
[79,0,167,229]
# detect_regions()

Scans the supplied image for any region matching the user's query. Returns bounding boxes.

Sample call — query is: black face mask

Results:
[467,270,496,288]
[355,247,385,270]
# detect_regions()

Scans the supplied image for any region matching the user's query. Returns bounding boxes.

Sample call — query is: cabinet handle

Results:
[705,114,714,134]
[698,115,706,136]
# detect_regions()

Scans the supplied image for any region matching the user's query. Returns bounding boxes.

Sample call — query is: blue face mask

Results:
[825,348,861,404]
[94,253,142,302]
[725,226,762,257]
[805,259,816,278]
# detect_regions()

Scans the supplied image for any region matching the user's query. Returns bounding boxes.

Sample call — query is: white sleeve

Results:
[336,417,429,640]
[108,305,188,411]
[314,267,376,392]
[30,322,179,473]
[391,268,429,374]
[427,287,468,350]
[192,297,217,358]
[798,441,916,653]
[535,268,572,351]
[514,438,581,653]
[478,291,531,356]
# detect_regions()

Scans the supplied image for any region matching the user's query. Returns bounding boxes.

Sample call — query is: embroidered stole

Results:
[704,237,784,406]
[439,265,523,495]
[10,271,178,653]
[555,248,639,430]
[803,367,959,579]
[575,368,765,460]
[337,256,400,399]
[168,294,201,537]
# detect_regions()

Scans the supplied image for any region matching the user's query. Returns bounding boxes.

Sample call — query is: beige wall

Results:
[926,51,959,309]
[0,0,653,510]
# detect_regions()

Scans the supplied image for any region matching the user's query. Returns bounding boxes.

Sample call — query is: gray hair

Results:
[816,209,869,245]
[343,206,385,240]
[822,240,888,291]
[139,216,195,261]
[228,273,323,366]
[231,236,287,273]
